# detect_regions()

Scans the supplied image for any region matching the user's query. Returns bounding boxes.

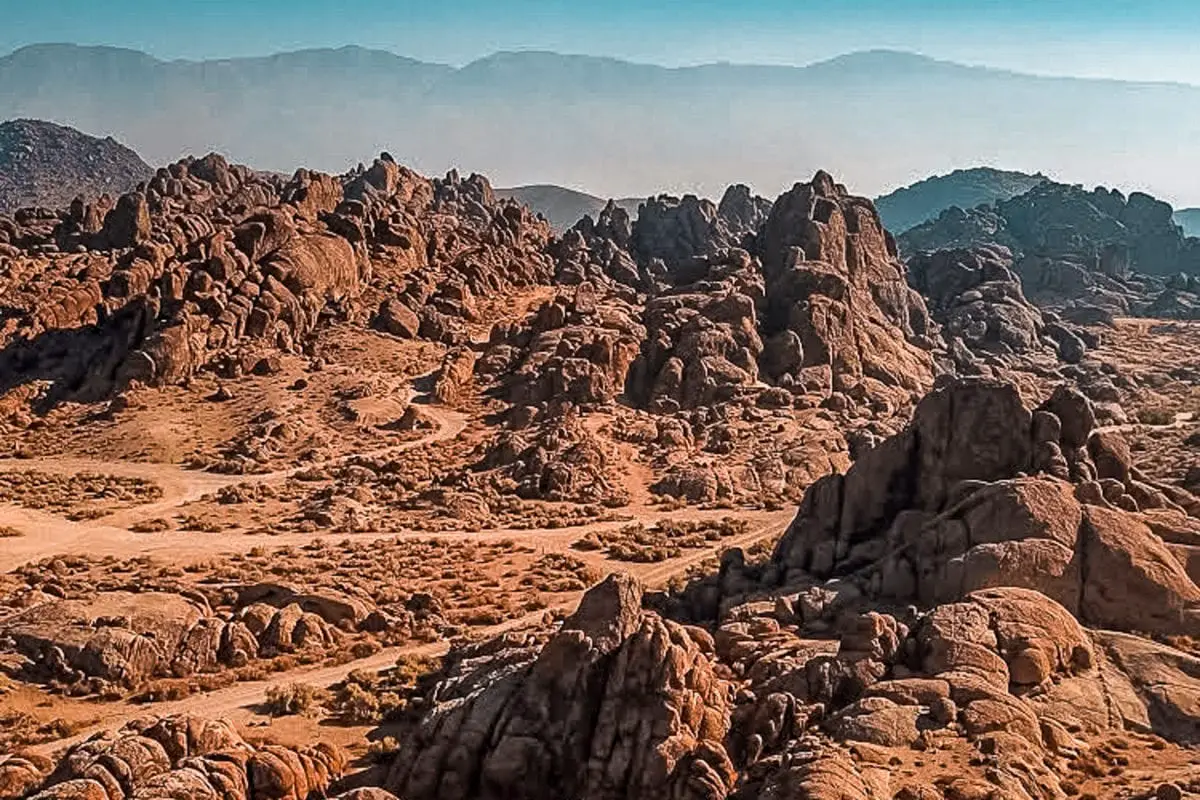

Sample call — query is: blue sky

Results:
[4,0,1200,84]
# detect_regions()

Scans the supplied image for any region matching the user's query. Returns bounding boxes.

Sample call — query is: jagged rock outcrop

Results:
[478,282,645,411]
[479,411,629,505]
[898,179,1200,320]
[758,171,935,400]
[369,165,556,347]
[626,249,765,410]
[631,185,769,272]
[387,574,736,800]
[770,376,1200,637]
[0,153,553,409]
[554,201,643,290]
[907,245,1087,368]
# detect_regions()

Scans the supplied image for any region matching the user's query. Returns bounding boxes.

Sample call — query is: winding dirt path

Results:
[0,372,797,758]
[27,512,790,755]
[0,404,468,571]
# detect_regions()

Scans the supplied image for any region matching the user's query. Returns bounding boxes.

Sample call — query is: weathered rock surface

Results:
[898,179,1200,320]
[0,588,343,688]
[772,376,1200,636]
[0,154,552,409]
[907,244,1087,368]
[25,715,346,800]
[387,574,736,800]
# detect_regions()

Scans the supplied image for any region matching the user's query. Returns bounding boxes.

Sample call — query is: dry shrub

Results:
[130,518,171,533]
[263,682,329,717]
[1137,407,1175,426]
[366,736,400,761]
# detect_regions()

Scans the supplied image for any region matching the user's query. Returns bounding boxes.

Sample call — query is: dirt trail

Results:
[29,513,789,756]
[1,371,794,757]
[0,405,468,571]
[1094,410,1195,436]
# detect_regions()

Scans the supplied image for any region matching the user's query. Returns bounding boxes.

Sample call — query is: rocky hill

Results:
[898,180,1200,319]
[0,149,1197,800]
[496,185,641,231]
[0,119,152,213]
[875,167,1048,233]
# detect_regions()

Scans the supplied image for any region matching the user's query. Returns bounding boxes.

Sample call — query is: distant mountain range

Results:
[495,185,641,231]
[3,44,1200,204]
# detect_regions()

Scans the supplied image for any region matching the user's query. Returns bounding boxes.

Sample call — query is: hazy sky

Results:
[4,0,1200,84]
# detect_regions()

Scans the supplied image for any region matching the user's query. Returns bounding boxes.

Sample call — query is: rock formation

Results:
[0,153,552,409]
[907,245,1088,368]
[23,715,346,800]
[756,171,935,400]
[899,179,1200,320]
[770,376,1200,636]
[1,588,344,690]
[387,574,736,800]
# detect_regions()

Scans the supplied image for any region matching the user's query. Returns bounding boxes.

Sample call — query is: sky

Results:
[4,0,1200,85]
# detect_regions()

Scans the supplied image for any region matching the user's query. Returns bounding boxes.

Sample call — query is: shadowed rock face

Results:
[898,180,1200,321]
[614,172,936,412]
[770,376,1200,637]
[757,172,935,397]
[899,181,1200,278]
[387,573,736,800]
[0,119,153,214]
[907,245,1088,370]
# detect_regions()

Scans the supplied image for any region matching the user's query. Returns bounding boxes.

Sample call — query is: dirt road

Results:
[27,512,789,755]
[0,404,468,571]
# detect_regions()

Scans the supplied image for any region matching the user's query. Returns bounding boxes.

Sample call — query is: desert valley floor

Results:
[0,145,1196,800]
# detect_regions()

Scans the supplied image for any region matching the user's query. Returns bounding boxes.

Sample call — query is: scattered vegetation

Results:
[574,517,749,562]
[0,470,162,519]
[328,655,441,725]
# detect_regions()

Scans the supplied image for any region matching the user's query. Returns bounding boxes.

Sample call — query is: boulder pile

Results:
[0,152,553,408]
[908,245,1089,368]
[18,715,350,800]
[899,180,1200,320]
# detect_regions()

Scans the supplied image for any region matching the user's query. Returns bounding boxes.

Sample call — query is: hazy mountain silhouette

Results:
[496,185,642,230]
[875,167,1050,233]
[4,44,1200,204]
[1176,209,1200,237]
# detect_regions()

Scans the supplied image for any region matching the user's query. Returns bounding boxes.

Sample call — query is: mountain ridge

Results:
[8,43,1200,89]
[4,44,1200,205]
